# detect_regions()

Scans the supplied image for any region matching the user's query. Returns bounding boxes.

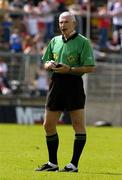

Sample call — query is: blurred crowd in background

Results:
[0,0,122,96]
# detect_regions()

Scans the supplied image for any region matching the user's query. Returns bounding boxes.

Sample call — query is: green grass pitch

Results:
[0,124,122,180]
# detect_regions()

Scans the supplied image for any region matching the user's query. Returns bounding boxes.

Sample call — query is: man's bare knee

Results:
[43,121,56,135]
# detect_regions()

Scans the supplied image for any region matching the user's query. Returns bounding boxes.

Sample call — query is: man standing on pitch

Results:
[36,11,95,172]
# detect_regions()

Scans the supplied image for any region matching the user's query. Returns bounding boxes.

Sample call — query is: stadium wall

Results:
[0,105,71,124]
[0,96,71,124]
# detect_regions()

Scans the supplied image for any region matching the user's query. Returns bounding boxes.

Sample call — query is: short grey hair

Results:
[59,11,76,23]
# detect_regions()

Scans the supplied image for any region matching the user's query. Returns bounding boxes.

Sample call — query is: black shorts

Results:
[46,73,86,111]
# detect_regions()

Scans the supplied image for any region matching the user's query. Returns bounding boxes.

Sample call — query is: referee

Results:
[36,11,95,172]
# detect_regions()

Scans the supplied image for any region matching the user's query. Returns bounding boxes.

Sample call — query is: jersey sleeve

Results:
[42,39,54,63]
[80,39,95,66]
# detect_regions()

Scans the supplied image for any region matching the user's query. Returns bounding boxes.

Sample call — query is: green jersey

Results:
[42,33,95,74]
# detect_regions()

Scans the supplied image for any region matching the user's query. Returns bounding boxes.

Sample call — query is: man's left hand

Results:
[52,64,70,74]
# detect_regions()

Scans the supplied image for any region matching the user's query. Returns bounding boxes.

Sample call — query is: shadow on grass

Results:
[83,172,122,176]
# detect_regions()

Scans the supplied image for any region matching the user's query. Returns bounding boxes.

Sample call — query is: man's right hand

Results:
[44,60,57,71]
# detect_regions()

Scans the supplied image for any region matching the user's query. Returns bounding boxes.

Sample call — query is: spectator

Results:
[23,10,39,37]
[1,13,13,49]
[22,34,43,83]
[108,0,122,48]
[0,58,11,95]
[9,0,24,29]
[68,0,83,33]
[98,5,110,50]
[9,28,22,53]
[0,0,9,10]
[23,33,44,55]
[33,32,45,54]
[22,35,33,54]
[9,0,24,11]
[81,0,97,36]
[23,0,34,14]
[56,0,67,12]
[30,67,49,96]
[37,0,57,42]
[37,17,46,38]
[0,58,8,77]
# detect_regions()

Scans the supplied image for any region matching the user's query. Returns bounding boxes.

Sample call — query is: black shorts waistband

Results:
[51,73,82,81]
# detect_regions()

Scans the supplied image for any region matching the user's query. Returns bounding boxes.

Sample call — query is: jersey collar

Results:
[62,32,78,43]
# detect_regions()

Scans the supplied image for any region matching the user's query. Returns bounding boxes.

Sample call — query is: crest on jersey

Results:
[67,55,75,63]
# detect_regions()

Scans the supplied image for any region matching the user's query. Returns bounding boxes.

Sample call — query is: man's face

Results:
[59,15,75,37]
